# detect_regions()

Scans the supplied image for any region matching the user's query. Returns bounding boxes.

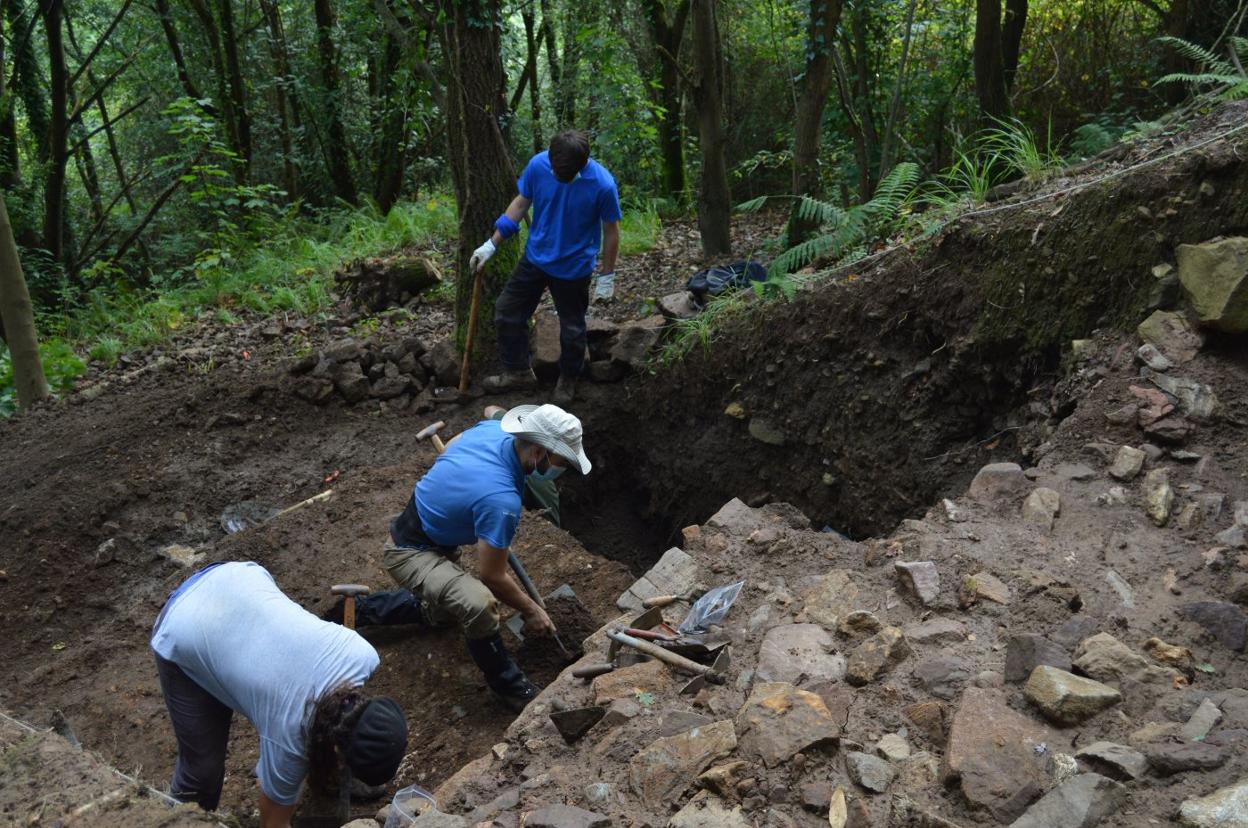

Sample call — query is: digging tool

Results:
[419,420,584,660]
[572,662,617,680]
[331,584,371,630]
[642,589,704,609]
[416,420,447,453]
[458,268,485,392]
[606,629,727,684]
[679,648,732,695]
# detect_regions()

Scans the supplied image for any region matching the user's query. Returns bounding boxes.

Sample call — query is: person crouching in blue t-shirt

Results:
[355,403,592,712]
[469,130,622,405]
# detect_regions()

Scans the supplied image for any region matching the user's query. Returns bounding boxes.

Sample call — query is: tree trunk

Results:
[878,0,919,176]
[787,0,845,248]
[216,0,252,172]
[0,6,19,188]
[690,0,730,257]
[187,0,245,165]
[373,10,409,214]
[642,0,690,203]
[539,0,562,129]
[314,0,357,204]
[557,2,579,126]
[522,5,543,154]
[6,0,50,170]
[974,0,1010,121]
[1001,0,1027,91]
[0,194,49,408]
[441,0,520,353]
[43,0,69,265]
[258,0,300,198]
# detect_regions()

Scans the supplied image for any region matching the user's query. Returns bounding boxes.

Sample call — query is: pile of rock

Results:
[287,335,447,411]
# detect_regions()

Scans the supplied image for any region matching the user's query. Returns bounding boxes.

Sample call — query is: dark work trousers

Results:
[352,588,426,626]
[494,255,590,378]
[155,653,233,810]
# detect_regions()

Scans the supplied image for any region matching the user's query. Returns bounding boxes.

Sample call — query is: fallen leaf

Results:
[51,642,66,651]
[828,786,847,827]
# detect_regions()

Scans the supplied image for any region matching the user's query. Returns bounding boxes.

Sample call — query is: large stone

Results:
[969,463,1027,502]
[609,316,664,369]
[1177,236,1248,332]
[876,732,911,762]
[669,794,751,828]
[531,311,562,381]
[943,688,1055,822]
[410,812,469,828]
[1178,601,1248,651]
[333,360,371,403]
[616,546,698,612]
[658,291,701,320]
[748,418,787,446]
[965,571,1011,605]
[904,618,968,644]
[1107,446,1146,481]
[550,706,606,744]
[705,498,766,534]
[802,570,860,627]
[1137,309,1204,363]
[1145,468,1175,526]
[628,720,737,809]
[1023,487,1061,531]
[1071,633,1149,684]
[735,682,840,768]
[895,561,941,606]
[1006,634,1072,684]
[913,656,971,700]
[428,339,460,386]
[1146,741,1230,776]
[846,626,910,686]
[1150,372,1218,420]
[1181,698,1224,742]
[592,660,676,705]
[756,624,846,685]
[1024,666,1122,725]
[1009,773,1127,828]
[524,804,611,828]
[1179,778,1248,827]
[1075,742,1147,781]
[845,751,897,793]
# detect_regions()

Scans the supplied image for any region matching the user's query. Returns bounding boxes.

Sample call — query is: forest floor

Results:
[2,103,1248,828]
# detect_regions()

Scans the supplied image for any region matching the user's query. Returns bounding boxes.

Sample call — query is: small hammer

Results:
[416,420,446,453]
[331,584,371,630]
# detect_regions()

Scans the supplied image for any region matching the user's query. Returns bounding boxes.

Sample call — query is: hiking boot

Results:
[553,375,576,405]
[482,368,538,393]
[466,633,538,713]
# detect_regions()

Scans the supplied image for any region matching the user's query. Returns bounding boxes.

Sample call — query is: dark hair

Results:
[306,684,367,794]
[549,130,590,181]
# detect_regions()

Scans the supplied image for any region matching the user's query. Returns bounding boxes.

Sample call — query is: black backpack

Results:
[685,260,767,305]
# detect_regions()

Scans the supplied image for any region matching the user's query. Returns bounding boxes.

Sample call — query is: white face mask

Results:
[529,451,565,481]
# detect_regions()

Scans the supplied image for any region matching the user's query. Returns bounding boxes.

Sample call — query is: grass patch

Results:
[620,201,662,256]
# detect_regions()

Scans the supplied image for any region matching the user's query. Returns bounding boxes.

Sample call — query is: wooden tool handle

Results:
[459,270,485,392]
[607,629,724,683]
[572,663,616,679]
[642,595,679,608]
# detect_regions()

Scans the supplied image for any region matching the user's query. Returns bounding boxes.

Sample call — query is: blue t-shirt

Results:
[414,420,525,548]
[518,151,622,280]
[151,562,379,806]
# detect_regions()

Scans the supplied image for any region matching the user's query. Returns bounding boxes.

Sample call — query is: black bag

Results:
[685,260,767,305]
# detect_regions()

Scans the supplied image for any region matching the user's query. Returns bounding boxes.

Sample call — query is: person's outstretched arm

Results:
[470,195,532,272]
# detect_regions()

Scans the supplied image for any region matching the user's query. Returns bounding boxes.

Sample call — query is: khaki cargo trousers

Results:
[382,541,500,640]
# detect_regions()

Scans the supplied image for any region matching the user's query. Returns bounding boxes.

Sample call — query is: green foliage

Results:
[619,202,662,256]
[1067,122,1117,158]
[923,147,1001,209]
[0,339,86,416]
[1156,36,1248,100]
[758,162,921,278]
[981,117,1065,179]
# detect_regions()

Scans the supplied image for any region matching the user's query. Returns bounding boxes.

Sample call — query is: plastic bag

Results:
[383,785,437,827]
[678,581,745,635]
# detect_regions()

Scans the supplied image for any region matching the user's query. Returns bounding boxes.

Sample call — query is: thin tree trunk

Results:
[43,0,69,265]
[314,0,357,203]
[522,4,543,154]
[974,0,1010,120]
[690,0,730,257]
[258,0,299,198]
[187,0,244,162]
[558,2,579,125]
[642,0,690,204]
[0,6,19,188]
[154,0,216,118]
[373,10,409,214]
[1001,0,1027,91]
[6,0,49,168]
[216,0,251,172]
[442,0,520,352]
[787,0,846,248]
[0,193,49,408]
[878,0,919,176]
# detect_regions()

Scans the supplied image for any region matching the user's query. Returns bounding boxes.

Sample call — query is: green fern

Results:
[769,162,919,278]
[1157,35,1248,100]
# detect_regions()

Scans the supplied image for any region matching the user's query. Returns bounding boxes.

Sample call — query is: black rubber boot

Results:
[466,633,538,713]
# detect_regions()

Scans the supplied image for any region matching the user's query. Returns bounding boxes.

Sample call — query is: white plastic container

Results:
[383,785,437,828]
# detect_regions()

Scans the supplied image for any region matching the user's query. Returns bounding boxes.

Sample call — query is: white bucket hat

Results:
[500,404,591,474]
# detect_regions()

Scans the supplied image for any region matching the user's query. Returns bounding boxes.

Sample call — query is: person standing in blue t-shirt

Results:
[469,130,622,404]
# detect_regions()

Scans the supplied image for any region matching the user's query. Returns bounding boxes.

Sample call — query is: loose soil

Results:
[2,102,1248,826]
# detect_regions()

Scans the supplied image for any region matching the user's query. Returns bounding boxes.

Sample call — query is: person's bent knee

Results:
[453,577,501,639]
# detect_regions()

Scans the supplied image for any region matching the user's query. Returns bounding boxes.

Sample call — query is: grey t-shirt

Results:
[151,562,379,805]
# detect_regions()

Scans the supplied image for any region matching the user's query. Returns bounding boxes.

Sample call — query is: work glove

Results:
[592,270,616,303]
[469,238,496,273]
